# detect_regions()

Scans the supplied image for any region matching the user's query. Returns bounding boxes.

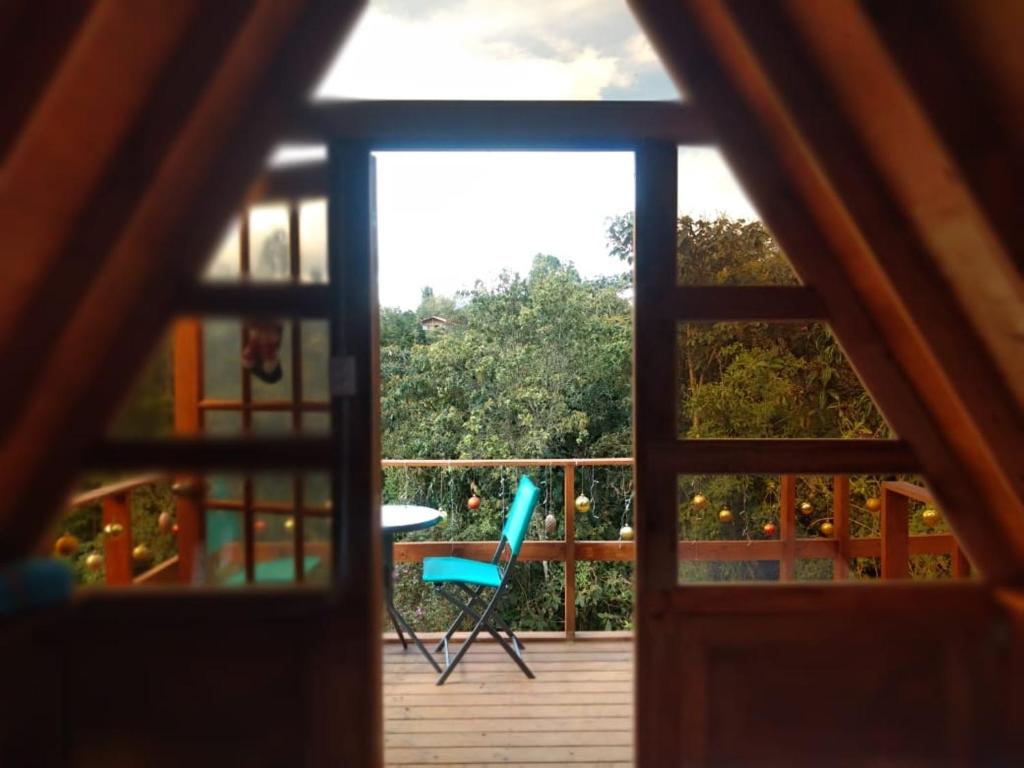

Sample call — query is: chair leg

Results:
[433,585,486,652]
[435,587,534,683]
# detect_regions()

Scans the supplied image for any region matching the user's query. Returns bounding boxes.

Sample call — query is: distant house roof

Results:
[419,315,448,326]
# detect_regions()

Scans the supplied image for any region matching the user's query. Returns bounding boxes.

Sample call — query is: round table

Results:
[381,504,445,671]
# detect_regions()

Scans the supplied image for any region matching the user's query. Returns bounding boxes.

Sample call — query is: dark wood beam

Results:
[289,100,714,149]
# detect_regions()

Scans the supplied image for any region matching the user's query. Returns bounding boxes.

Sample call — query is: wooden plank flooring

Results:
[384,639,634,766]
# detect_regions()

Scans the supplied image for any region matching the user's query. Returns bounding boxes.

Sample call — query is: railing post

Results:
[779,475,796,580]
[953,545,971,579]
[563,463,576,641]
[881,485,909,578]
[832,475,850,580]
[102,492,133,585]
[172,477,204,585]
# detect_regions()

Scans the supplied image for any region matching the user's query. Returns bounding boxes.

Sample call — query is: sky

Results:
[255,0,760,310]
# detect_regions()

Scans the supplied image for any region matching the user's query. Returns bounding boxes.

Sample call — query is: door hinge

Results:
[329,355,357,397]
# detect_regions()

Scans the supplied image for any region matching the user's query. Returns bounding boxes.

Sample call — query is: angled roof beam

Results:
[630,0,1024,580]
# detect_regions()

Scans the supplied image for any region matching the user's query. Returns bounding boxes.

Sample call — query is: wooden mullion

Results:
[239,212,255,585]
[198,399,330,412]
[180,283,331,318]
[664,286,827,322]
[650,439,918,474]
[289,202,305,583]
[86,438,335,471]
[633,140,679,768]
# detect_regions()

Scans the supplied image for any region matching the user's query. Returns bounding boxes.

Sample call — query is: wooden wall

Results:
[640,583,1020,766]
[0,590,377,767]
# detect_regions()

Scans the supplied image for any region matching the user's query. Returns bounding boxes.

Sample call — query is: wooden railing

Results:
[66,464,970,620]
[67,474,174,585]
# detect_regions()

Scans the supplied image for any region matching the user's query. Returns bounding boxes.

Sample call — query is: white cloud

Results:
[316,0,675,100]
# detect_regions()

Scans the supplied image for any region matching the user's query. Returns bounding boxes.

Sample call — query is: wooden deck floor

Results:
[384,638,634,767]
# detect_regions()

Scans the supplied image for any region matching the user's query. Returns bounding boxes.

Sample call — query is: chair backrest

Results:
[501,475,540,559]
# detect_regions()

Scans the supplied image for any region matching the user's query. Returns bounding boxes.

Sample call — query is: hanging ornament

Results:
[718,507,733,524]
[799,502,813,516]
[692,494,708,510]
[544,513,557,536]
[54,534,80,557]
[132,543,153,563]
[284,516,296,532]
[85,553,104,572]
[242,319,284,384]
[157,511,173,534]
[467,494,481,510]
[103,522,124,537]
[865,497,881,513]
[171,523,180,535]
[254,519,268,534]
[619,525,634,541]
[762,521,777,537]
[574,494,591,514]
[921,508,940,528]
[819,521,835,537]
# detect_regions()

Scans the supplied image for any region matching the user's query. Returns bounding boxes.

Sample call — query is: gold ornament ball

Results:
[544,513,557,536]
[921,508,940,528]
[85,553,104,572]
[157,511,173,534]
[132,543,153,563]
[820,521,835,537]
[103,522,124,537]
[718,508,733,524]
[865,497,881,513]
[54,534,80,557]
[692,494,708,510]
[575,494,591,514]
[284,516,296,532]
[799,501,813,516]
[619,525,634,541]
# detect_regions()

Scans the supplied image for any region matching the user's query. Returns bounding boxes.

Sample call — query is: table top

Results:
[381,504,444,534]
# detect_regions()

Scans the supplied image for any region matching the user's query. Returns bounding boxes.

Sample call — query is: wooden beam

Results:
[650,439,918,474]
[662,285,827,322]
[249,162,328,203]
[101,493,133,586]
[69,473,167,508]
[85,438,336,471]
[628,0,1023,581]
[736,0,1024,514]
[289,100,713,149]
[180,284,331,318]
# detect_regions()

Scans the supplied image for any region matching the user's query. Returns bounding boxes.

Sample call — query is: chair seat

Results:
[422,556,502,588]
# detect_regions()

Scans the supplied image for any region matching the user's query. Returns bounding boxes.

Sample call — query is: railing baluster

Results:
[881,486,910,579]
[102,492,133,585]
[832,475,850,580]
[779,475,797,580]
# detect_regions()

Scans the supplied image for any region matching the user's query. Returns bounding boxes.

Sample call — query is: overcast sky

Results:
[259,0,760,310]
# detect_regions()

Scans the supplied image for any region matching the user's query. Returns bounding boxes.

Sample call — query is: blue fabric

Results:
[422,556,502,588]
[501,475,540,557]
[0,558,74,616]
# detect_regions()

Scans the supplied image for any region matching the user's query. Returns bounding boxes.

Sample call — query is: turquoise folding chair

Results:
[422,475,540,685]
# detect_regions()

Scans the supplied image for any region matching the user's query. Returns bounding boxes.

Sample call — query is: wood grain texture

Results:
[384,639,634,766]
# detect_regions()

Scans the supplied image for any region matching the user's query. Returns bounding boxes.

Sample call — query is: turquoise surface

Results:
[422,556,503,588]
